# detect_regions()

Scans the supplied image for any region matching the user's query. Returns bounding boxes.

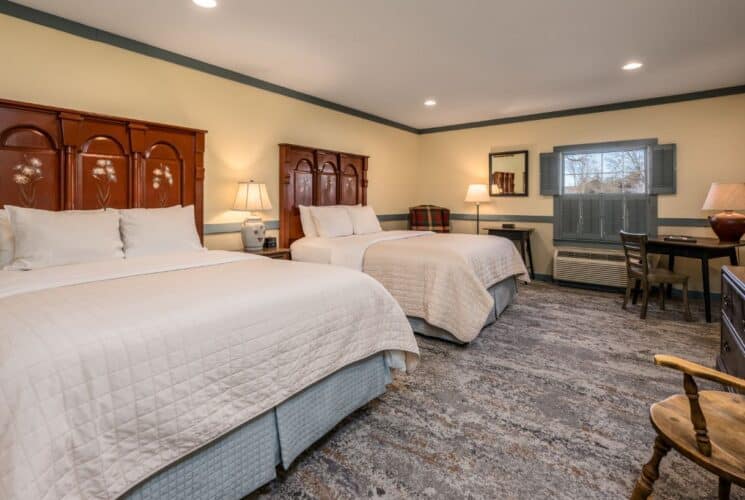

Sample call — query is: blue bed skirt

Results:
[122,353,391,500]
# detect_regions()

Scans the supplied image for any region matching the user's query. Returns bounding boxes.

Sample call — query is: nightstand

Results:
[484,227,535,279]
[245,248,291,260]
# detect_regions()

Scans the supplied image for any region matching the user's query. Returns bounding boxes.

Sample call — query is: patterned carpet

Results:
[252,282,741,499]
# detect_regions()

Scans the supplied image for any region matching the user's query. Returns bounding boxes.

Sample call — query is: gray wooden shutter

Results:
[625,196,650,234]
[649,144,676,194]
[579,196,602,241]
[602,196,624,242]
[554,196,580,240]
[540,152,560,195]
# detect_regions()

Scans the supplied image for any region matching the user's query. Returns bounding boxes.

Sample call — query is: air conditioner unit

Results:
[553,247,628,288]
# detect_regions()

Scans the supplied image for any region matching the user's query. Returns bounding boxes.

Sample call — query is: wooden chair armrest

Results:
[654,354,745,392]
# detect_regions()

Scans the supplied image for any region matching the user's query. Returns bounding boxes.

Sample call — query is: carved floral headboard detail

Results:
[0,98,207,239]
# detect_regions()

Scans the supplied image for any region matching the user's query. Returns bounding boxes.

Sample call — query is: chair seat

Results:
[646,267,689,284]
[650,390,745,486]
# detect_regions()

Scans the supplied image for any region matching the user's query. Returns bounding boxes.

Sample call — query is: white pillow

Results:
[0,210,14,268]
[298,205,318,237]
[5,206,123,270]
[347,205,382,235]
[119,205,203,258]
[309,205,354,238]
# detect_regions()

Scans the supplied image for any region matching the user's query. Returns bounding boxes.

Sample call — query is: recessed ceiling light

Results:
[424,99,437,107]
[193,0,217,8]
[622,61,643,71]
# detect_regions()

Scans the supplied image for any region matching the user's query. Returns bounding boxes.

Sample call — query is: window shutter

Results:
[602,196,624,242]
[579,196,602,240]
[649,144,676,194]
[540,152,560,195]
[625,196,650,234]
[554,196,580,240]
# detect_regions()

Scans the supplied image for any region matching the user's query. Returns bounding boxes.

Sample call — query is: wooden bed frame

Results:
[0,98,207,240]
[278,143,368,248]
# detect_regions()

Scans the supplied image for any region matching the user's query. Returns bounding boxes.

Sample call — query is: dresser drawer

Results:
[722,273,745,341]
[721,316,745,382]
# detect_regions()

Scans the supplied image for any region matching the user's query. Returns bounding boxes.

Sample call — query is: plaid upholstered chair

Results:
[409,205,451,233]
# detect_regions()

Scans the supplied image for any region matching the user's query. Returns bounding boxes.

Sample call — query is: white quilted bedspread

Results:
[292,232,529,342]
[0,251,418,500]
[363,233,529,342]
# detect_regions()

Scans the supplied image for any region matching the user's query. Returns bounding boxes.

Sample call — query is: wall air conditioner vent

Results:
[553,247,628,288]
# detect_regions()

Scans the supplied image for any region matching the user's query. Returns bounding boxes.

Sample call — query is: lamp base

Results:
[240,216,266,251]
[708,211,745,243]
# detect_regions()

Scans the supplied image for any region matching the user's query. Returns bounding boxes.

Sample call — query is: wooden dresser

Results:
[719,266,745,391]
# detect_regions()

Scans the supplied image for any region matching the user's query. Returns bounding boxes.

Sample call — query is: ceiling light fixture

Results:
[193,0,217,8]
[424,99,437,107]
[622,61,643,71]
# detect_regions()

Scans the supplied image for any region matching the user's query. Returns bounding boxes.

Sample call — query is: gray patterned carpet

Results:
[253,282,741,499]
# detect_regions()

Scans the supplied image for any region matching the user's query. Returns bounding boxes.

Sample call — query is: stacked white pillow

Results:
[119,205,204,257]
[1,204,204,270]
[4,206,123,270]
[304,205,382,238]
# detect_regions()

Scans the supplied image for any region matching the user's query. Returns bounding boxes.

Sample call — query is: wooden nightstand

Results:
[245,248,291,260]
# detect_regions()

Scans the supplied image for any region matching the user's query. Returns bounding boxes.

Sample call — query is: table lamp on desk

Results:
[702,182,745,243]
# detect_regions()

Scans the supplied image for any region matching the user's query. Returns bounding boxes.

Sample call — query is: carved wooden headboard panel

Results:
[279,143,368,248]
[0,98,206,239]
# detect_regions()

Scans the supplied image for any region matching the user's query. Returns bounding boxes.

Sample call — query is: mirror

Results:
[489,150,528,196]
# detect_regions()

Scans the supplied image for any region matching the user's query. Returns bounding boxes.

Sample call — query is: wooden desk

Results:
[645,236,743,322]
[484,227,535,279]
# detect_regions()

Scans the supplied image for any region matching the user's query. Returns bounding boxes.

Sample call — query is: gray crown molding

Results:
[2,1,744,135]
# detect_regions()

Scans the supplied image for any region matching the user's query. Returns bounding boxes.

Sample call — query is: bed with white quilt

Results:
[0,205,419,500]
[289,204,530,343]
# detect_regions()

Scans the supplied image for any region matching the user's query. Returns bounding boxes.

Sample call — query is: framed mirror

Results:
[489,150,528,196]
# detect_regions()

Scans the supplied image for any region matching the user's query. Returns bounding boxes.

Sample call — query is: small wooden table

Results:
[645,236,743,323]
[245,247,291,260]
[484,227,535,279]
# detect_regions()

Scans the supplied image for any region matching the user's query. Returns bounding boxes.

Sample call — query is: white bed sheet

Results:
[0,251,418,500]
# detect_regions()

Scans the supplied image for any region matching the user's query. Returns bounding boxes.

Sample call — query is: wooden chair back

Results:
[620,231,649,280]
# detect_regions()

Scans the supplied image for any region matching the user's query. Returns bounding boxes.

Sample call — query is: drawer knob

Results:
[723,341,731,353]
[722,295,730,308]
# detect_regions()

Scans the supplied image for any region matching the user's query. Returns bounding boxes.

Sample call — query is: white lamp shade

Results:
[233,181,272,212]
[464,183,491,203]
[702,183,745,211]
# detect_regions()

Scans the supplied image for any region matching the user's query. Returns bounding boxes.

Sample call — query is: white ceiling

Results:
[13,0,745,130]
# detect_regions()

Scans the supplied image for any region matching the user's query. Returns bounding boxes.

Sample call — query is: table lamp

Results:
[464,183,490,234]
[702,182,745,242]
[233,180,272,251]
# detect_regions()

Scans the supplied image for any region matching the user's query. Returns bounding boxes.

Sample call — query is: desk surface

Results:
[649,236,745,249]
[484,227,535,233]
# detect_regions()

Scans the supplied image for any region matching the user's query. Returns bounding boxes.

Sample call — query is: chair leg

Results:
[623,281,632,310]
[682,280,692,322]
[640,283,649,320]
[658,285,666,311]
[631,436,671,500]
[719,477,731,499]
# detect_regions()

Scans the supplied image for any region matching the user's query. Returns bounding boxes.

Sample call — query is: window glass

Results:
[562,149,646,194]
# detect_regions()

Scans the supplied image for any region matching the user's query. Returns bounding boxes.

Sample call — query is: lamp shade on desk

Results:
[702,182,745,242]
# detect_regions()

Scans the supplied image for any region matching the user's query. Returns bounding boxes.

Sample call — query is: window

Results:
[539,139,676,244]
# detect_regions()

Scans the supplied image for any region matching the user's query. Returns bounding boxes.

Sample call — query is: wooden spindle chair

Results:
[631,355,745,499]
[620,231,692,321]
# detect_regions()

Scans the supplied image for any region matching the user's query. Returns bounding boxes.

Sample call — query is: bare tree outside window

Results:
[563,149,645,194]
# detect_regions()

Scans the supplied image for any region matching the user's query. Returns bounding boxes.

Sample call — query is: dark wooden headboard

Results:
[279,143,368,248]
[0,98,207,240]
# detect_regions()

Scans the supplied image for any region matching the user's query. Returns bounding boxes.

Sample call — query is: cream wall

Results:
[419,95,745,291]
[2,14,744,290]
[0,14,419,250]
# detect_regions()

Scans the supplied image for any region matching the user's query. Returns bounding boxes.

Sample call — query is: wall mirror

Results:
[489,150,528,196]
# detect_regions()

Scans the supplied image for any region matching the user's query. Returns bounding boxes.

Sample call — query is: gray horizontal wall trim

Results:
[2,1,745,136]
[419,85,745,134]
[658,218,710,227]
[452,213,554,223]
[204,213,408,235]
[0,1,417,134]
